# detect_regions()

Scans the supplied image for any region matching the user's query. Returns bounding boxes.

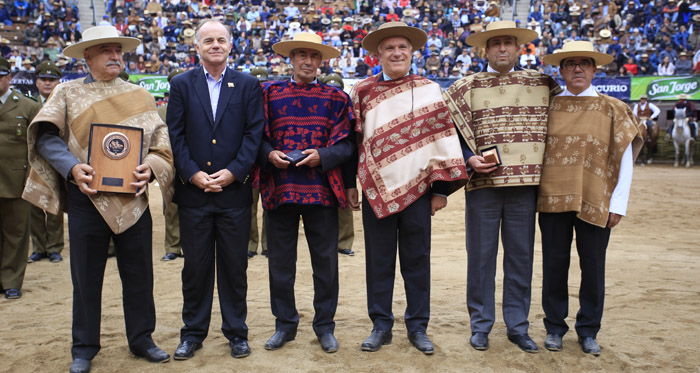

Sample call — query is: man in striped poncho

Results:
[348,22,468,355]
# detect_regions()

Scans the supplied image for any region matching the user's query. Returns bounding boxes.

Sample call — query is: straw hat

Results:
[289,21,301,29]
[678,93,688,100]
[63,26,140,59]
[272,32,340,60]
[361,22,428,54]
[466,20,538,48]
[542,41,614,66]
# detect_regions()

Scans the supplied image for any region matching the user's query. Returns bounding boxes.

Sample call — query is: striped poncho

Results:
[443,70,561,191]
[259,81,353,210]
[351,74,468,219]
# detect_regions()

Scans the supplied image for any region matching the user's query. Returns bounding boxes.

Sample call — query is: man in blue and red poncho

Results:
[258,32,355,354]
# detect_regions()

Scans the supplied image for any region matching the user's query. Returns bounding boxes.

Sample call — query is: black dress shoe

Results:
[470,332,489,351]
[162,253,178,261]
[407,331,434,355]
[28,252,47,263]
[317,333,339,353]
[508,334,539,353]
[361,330,392,352]
[48,252,63,262]
[247,251,257,258]
[4,288,21,299]
[261,250,268,257]
[174,340,202,360]
[578,336,601,356]
[338,248,355,256]
[264,330,296,350]
[132,346,170,363]
[229,337,251,358]
[69,358,91,373]
[545,334,563,351]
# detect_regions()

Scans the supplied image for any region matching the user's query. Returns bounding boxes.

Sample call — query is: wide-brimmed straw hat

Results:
[465,20,537,48]
[63,26,140,59]
[361,21,427,54]
[272,32,339,60]
[542,41,614,66]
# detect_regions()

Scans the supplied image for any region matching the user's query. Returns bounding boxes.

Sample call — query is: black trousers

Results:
[362,193,431,333]
[540,212,610,338]
[67,183,156,360]
[179,202,250,343]
[266,203,338,336]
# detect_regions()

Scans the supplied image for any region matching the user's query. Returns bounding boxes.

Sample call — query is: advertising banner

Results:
[555,77,631,100]
[630,76,700,101]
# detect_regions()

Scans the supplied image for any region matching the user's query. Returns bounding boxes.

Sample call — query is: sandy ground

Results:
[2,164,699,372]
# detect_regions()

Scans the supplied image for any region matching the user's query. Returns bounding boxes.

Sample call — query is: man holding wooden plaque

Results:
[22,26,175,373]
[443,21,561,353]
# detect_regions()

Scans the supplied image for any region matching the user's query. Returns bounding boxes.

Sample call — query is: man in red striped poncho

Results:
[348,22,469,355]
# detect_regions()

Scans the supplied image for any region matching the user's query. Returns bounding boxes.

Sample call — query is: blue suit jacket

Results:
[167,66,265,208]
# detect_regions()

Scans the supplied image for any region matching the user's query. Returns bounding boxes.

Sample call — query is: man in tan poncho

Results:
[538,41,644,356]
[21,26,174,373]
[442,20,561,353]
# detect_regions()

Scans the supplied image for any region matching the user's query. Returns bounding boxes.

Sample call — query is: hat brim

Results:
[465,28,538,48]
[37,73,61,79]
[63,36,141,59]
[272,40,340,60]
[361,25,427,54]
[543,50,614,66]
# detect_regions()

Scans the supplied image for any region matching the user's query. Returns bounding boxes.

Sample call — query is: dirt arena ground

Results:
[1,165,699,372]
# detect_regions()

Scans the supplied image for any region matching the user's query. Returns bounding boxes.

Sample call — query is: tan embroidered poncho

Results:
[22,77,175,234]
[443,70,561,191]
[351,74,468,219]
[537,94,644,227]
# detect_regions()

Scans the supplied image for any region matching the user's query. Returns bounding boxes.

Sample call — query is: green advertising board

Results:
[631,75,700,101]
[128,74,171,97]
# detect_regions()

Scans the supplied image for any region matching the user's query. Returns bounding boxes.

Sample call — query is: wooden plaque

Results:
[87,123,143,193]
[480,145,503,166]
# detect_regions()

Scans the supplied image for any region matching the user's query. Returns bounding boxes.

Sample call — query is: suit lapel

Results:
[193,67,215,125]
[213,68,235,129]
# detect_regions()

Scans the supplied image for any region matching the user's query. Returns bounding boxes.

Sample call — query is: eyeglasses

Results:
[562,60,593,71]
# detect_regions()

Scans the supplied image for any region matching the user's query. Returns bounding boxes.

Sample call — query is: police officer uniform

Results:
[28,61,65,264]
[322,73,355,256]
[247,66,268,257]
[157,68,185,261]
[0,57,41,299]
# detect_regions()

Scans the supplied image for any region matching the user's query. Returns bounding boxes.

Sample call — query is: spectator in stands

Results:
[0,2,12,25]
[637,53,653,75]
[676,52,692,75]
[14,0,28,18]
[623,57,639,75]
[657,56,675,76]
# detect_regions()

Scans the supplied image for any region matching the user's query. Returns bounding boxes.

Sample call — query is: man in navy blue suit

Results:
[166,19,265,360]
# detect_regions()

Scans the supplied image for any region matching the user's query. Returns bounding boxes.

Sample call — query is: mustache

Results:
[106,60,122,68]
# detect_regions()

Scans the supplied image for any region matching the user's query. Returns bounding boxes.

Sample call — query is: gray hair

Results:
[194,19,232,47]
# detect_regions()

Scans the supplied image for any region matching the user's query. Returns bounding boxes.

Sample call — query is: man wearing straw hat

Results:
[349,22,468,355]
[538,40,644,356]
[442,20,561,353]
[21,25,174,373]
[259,32,355,353]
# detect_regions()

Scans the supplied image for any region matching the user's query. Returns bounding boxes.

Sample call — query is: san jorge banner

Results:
[128,74,171,98]
[631,75,700,101]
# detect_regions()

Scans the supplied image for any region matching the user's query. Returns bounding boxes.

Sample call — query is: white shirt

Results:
[558,86,633,216]
[632,101,660,120]
[203,66,225,119]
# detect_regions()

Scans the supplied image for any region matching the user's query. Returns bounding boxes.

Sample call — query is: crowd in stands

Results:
[2,0,699,82]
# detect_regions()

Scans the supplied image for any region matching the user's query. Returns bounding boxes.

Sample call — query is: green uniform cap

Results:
[322,73,344,89]
[167,68,186,82]
[250,67,269,82]
[35,60,62,79]
[0,57,10,76]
